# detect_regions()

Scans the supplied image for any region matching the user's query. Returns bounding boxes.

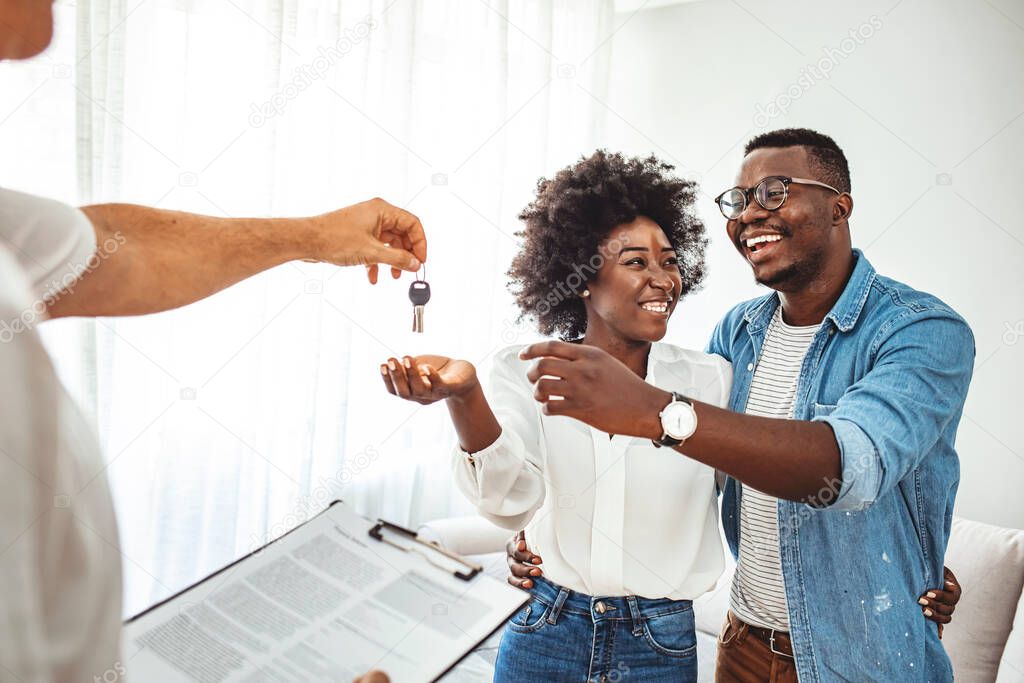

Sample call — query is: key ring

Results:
[415,263,427,283]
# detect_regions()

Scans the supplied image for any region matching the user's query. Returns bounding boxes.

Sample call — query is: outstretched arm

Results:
[381,351,545,530]
[519,312,973,509]
[47,198,426,318]
[518,340,840,502]
[380,354,501,454]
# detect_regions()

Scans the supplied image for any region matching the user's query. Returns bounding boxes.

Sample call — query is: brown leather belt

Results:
[728,611,795,659]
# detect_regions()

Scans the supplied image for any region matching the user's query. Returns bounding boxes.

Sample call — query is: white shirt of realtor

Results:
[0,190,123,680]
[0,177,427,682]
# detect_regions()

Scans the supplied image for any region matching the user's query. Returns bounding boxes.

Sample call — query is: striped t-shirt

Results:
[729,306,820,631]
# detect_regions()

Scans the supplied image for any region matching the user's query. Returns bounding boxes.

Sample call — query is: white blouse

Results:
[453,343,733,601]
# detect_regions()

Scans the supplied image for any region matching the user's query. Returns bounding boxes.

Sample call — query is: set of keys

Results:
[408,266,431,333]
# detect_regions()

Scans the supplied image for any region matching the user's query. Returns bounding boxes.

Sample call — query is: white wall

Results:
[602,0,1024,529]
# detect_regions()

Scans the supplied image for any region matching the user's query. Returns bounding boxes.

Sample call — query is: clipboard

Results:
[122,499,527,683]
[126,501,485,624]
[368,518,483,582]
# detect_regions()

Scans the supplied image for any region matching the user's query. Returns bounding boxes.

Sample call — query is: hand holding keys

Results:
[408,267,431,333]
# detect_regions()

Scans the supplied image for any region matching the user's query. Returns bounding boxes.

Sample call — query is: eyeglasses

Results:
[714,176,841,220]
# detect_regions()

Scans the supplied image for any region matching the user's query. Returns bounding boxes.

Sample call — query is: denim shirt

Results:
[706,250,975,683]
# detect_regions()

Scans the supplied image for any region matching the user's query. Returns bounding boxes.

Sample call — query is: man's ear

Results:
[832,193,853,225]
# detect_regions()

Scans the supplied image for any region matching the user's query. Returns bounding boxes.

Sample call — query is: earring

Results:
[581,289,590,298]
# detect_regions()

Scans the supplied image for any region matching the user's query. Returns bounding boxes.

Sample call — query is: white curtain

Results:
[0,0,617,617]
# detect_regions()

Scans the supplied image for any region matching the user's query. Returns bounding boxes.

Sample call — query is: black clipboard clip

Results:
[368,519,482,582]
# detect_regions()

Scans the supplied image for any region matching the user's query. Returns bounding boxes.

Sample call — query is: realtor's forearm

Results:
[446,383,502,454]
[641,387,842,502]
[47,203,311,318]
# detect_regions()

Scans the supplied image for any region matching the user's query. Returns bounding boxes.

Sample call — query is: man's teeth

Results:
[641,302,669,313]
[746,234,783,248]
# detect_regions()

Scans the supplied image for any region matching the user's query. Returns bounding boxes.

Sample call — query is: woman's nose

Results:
[650,270,675,294]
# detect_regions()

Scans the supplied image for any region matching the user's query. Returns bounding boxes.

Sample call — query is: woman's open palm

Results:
[380,354,477,404]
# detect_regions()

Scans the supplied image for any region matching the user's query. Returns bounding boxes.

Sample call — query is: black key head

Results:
[408,280,431,306]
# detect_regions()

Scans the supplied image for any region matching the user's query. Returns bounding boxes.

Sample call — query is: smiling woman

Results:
[378,151,733,683]
[508,150,708,342]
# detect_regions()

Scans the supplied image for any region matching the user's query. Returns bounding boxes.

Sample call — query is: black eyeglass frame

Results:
[714,176,841,220]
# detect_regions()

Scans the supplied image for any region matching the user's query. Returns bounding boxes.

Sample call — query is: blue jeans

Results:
[494,576,697,682]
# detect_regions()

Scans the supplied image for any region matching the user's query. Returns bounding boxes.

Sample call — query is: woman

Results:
[380,151,721,681]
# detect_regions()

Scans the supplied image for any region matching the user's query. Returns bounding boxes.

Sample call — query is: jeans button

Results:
[595,600,606,614]
[746,362,754,371]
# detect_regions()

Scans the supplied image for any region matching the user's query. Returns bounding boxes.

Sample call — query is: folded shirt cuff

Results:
[811,415,881,512]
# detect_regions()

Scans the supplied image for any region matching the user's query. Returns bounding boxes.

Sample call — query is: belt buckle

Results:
[768,629,789,658]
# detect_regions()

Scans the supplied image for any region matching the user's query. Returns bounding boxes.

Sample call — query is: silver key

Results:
[409,279,431,333]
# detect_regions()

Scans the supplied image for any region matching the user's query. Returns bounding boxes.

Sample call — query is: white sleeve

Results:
[712,354,734,409]
[707,354,733,492]
[451,347,545,531]
[0,251,61,681]
[0,187,97,302]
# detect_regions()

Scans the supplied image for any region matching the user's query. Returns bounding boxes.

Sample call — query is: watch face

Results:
[662,401,697,440]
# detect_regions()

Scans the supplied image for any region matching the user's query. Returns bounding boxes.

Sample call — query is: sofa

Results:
[418,516,1024,682]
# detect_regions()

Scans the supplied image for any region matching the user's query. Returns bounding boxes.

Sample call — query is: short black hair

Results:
[744,128,851,193]
[508,150,707,341]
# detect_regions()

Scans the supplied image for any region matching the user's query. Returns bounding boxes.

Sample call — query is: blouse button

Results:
[746,362,754,372]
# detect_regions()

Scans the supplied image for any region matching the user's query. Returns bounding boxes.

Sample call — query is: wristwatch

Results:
[652,392,698,448]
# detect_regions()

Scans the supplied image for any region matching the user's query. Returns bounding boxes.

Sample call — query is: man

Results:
[0,1,427,679]
[512,129,972,681]
[0,199,424,681]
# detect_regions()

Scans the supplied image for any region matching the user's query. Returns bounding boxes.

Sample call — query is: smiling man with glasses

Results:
[516,128,974,682]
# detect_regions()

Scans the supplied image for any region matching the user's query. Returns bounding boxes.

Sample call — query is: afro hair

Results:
[508,150,708,340]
